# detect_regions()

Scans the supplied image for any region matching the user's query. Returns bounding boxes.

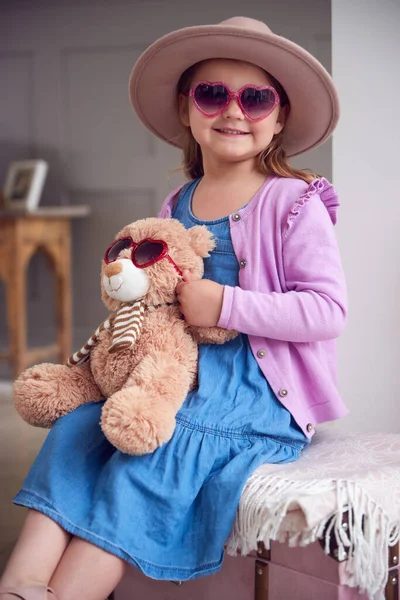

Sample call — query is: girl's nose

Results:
[223,97,245,119]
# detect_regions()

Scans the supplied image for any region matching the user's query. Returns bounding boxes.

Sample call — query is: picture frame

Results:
[3,159,49,212]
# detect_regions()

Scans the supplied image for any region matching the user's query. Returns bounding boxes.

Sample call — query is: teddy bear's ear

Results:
[187,225,215,258]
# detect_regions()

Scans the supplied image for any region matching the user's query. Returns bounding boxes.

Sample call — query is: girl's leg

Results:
[49,537,127,600]
[0,509,71,587]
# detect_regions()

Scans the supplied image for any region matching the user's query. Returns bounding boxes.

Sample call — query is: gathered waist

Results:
[175,416,307,452]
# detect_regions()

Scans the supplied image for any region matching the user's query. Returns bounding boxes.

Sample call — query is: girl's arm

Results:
[218,193,347,343]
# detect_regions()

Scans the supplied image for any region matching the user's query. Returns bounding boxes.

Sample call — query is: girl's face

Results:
[178,59,286,169]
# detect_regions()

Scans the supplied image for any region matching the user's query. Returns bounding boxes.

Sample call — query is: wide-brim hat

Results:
[129,16,340,157]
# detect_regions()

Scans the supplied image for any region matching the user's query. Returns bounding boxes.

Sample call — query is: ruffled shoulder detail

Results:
[286,177,339,231]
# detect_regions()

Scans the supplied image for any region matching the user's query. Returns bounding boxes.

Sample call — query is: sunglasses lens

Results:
[134,241,165,266]
[241,87,277,119]
[194,83,229,115]
[106,238,132,262]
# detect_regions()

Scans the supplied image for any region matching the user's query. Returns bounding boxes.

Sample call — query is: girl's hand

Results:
[176,270,224,327]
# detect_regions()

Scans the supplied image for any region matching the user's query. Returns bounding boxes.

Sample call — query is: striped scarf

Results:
[67,300,146,367]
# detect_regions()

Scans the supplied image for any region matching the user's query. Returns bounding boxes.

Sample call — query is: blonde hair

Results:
[176,62,320,184]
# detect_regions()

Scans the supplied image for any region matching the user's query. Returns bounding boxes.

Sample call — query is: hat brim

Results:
[129,24,339,157]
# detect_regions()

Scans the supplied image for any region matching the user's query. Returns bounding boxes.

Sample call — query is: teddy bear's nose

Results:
[104,262,123,278]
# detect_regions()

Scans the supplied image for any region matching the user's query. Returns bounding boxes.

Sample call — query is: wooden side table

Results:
[0,206,90,380]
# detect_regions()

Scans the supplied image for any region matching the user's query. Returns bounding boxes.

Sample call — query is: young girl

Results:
[0,16,348,600]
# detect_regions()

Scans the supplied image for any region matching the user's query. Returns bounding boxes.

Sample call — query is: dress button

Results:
[279,389,288,397]
[232,213,241,221]
[239,259,247,268]
[306,423,313,433]
[257,350,266,358]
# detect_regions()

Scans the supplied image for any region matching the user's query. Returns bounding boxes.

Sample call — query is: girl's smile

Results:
[213,127,250,136]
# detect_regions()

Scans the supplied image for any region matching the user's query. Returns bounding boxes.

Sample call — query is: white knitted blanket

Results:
[227,430,400,599]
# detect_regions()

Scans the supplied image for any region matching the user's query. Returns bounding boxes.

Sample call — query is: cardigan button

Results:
[279,389,288,397]
[306,423,313,433]
[232,213,241,221]
[239,259,247,268]
[257,350,266,358]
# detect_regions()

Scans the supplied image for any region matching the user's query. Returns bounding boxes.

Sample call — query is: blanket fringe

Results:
[226,475,400,600]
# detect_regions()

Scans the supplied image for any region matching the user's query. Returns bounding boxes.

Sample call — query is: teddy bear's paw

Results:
[101,387,176,455]
[188,325,239,344]
[13,363,85,427]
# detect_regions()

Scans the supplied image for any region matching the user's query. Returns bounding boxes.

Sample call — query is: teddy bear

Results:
[13,217,237,455]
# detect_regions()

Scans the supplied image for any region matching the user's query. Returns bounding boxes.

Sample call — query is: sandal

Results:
[0,587,57,600]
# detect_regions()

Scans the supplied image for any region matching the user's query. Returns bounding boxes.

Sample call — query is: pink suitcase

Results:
[113,539,399,599]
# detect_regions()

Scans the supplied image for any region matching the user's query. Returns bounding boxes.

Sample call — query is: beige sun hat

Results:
[129,16,339,157]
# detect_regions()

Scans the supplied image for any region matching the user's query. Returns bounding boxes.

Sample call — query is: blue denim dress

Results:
[14,179,309,581]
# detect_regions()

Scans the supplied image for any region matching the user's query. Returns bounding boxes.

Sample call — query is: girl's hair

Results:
[176,62,320,184]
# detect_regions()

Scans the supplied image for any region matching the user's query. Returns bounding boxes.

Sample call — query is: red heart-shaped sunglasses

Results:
[104,237,182,276]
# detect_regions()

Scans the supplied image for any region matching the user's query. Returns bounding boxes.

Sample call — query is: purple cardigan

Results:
[158,176,348,438]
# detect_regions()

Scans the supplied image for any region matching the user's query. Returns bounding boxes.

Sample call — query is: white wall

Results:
[332,0,400,432]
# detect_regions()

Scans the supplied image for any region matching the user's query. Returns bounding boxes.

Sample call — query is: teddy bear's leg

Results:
[14,361,103,428]
[101,351,193,455]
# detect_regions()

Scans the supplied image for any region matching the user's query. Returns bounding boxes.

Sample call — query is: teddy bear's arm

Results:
[14,360,103,428]
[187,324,238,344]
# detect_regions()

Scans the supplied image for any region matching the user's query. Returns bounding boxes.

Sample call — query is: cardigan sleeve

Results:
[217,189,348,343]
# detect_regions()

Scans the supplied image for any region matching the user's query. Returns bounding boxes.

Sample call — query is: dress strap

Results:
[171,179,198,219]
